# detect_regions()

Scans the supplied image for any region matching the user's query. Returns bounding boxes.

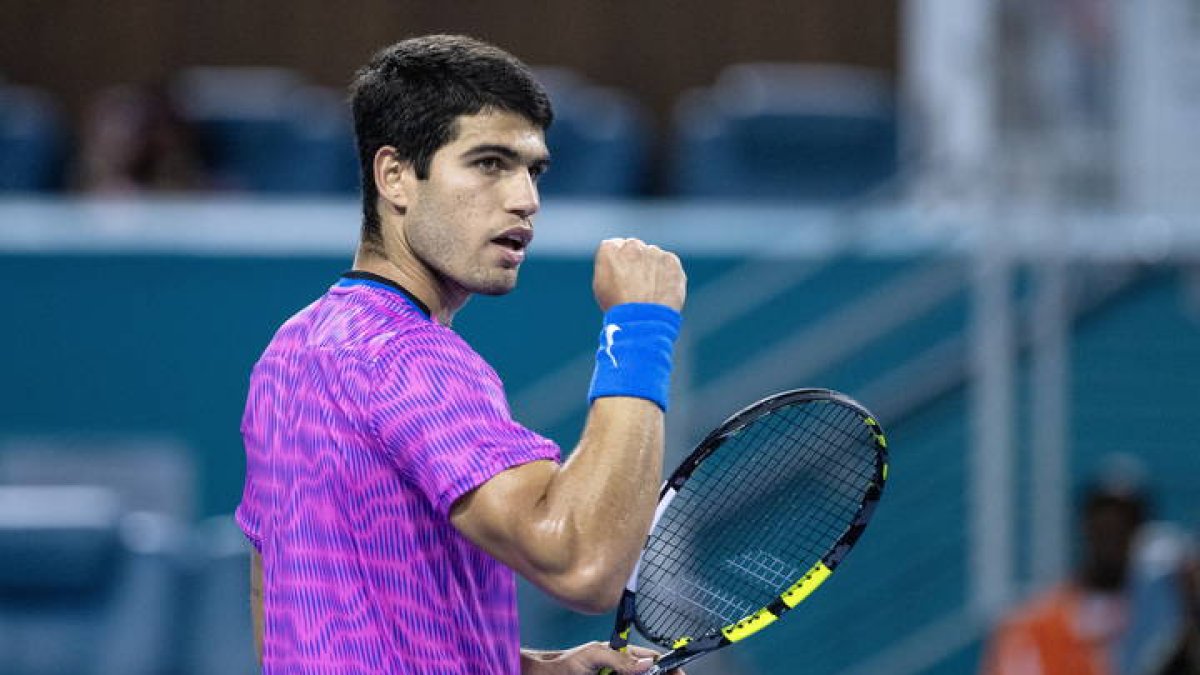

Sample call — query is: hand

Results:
[593,238,687,313]
[521,641,686,674]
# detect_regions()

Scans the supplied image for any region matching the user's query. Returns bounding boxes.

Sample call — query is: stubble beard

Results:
[410,227,519,299]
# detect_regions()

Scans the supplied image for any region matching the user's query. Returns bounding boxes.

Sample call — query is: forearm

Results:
[539,396,664,594]
[528,300,681,597]
[453,238,685,612]
[520,647,558,674]
[521,642,669,673]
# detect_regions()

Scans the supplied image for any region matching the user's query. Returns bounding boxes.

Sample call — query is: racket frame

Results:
[605,388,889,673]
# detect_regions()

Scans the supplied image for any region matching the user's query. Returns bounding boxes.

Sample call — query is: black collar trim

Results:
[339,270,433,318]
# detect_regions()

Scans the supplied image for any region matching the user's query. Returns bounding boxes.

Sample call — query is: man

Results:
[237,35,687,674]
[980,478,1149,675]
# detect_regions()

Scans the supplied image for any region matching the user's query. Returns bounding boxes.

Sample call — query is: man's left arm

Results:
[520,642,683,675]
[250,550,264,666]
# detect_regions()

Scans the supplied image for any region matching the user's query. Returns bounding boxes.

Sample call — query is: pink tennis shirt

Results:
[237,271,562,674]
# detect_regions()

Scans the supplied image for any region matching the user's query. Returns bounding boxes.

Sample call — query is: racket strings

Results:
[635,400,880,645]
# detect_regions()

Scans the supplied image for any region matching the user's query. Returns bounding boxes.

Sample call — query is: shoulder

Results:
[263,285,444,363]
[375,322,496,379]
[366,323,510,422]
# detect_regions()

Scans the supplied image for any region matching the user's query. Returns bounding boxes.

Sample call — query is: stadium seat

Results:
[669,64,899,202]
[0,487,186,675]
[0,436,197,522]
[0,82,67,192]
[532,67,651,197]
[173,67,358,194]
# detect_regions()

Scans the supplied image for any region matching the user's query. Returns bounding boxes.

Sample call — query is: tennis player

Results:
[237,35,687,674]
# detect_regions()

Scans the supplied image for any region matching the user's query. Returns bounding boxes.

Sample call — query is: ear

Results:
[373,146,413,215]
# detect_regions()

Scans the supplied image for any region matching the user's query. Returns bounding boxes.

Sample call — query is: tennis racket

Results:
[601,388,889,674]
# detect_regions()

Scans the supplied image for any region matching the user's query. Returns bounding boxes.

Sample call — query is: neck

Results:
[352,244,467,326]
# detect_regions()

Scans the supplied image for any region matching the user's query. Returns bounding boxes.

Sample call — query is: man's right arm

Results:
[451,238,686,614]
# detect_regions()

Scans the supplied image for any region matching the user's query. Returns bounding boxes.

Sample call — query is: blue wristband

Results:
[587,303,682,411]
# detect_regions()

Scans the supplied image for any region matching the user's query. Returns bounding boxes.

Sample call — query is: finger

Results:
[622,645,661,659]
[583,643,655,674]
[621,646,686,674]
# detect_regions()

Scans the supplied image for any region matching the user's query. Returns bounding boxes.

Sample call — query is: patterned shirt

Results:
[237,272,561,674]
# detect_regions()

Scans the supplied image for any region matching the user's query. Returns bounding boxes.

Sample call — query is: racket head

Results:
[628,388,888,660]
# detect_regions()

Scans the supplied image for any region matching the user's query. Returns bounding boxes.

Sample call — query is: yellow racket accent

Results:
[864,417,887,448]
[719,560,833,644]
[780,561,832,609]
[721,606,779,642]
[672,636,692,649]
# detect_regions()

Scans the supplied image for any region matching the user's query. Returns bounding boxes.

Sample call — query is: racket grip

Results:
[600,590,637,675]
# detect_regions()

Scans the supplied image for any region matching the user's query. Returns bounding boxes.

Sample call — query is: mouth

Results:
[491,227,533,253]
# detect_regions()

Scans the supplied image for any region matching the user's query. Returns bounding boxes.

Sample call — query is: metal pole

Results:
[970,225,1016,619]
[1029,235,1071,587]
[908,0,1013,619]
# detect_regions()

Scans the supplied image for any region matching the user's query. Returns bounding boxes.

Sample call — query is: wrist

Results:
[587,303,682,411]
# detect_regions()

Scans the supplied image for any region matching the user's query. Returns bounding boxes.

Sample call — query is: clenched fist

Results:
[592,238,687,313]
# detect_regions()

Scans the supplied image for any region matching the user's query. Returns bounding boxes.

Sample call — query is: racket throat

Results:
[606,590,638,651]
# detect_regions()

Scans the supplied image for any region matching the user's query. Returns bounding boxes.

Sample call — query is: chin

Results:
[472,275,519,297]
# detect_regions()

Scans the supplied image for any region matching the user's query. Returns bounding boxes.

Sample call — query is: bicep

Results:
[450,459,571,582]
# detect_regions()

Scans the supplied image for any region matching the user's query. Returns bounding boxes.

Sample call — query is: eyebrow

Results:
[462,144,551,169]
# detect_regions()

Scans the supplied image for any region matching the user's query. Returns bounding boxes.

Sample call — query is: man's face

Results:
[402,109,549,298]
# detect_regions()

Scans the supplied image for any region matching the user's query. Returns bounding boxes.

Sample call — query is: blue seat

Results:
[0,487,186,675]
[0,84,66,192]
[670,64,898,202]
[174,68,358,194]
[533,68,651,197]
[0,436,197,522]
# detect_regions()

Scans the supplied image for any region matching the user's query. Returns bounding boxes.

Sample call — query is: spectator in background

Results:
[981,465,1199,675]
[77,84,207,193]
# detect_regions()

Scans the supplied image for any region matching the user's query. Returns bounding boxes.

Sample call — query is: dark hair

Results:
[1081,483,1150,526]
[349,34,553,250]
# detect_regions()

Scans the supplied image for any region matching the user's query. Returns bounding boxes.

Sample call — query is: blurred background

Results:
[2,0,1199,673]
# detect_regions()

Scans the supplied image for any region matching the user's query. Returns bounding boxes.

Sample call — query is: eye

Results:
[475,157,504,174]
[529,163,549,182]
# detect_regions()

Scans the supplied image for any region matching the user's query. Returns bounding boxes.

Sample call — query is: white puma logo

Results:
[603,324,622,367]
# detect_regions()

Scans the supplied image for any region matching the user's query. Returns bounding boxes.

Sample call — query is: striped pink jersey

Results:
[237,272,561,674]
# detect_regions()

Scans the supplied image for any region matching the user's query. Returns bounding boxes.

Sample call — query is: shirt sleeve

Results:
[369,329,562,516]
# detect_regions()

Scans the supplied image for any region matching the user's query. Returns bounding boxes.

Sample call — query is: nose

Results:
[505,169,540,220]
